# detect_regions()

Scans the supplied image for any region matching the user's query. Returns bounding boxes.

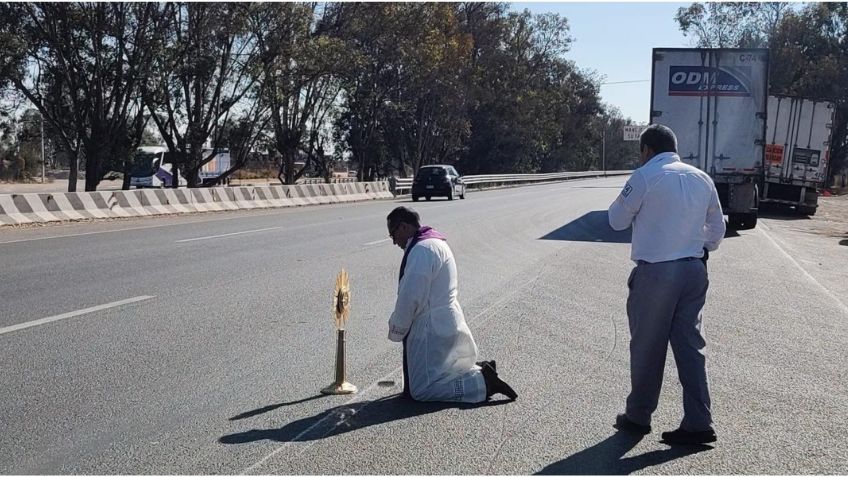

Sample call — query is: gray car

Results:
[411,165,466,201]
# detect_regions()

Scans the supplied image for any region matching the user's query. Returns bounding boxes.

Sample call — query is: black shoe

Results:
[476,360,496,373]
[480,361,517,400]
[615,413,651,435]
[661,428,716,445]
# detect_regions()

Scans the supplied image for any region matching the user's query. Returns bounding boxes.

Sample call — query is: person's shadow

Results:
[536,431,711,475]
[220,395,511,445]
[540,211,632,243]
[541,210,741,242]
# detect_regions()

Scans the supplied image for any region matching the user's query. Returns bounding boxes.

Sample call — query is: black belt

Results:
[636,256,699,265]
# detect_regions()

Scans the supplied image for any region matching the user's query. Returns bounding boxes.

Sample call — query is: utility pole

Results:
[40,114,45,183]
[601,126,606,176]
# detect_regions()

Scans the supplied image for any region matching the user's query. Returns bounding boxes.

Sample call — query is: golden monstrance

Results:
[321,269,357,394]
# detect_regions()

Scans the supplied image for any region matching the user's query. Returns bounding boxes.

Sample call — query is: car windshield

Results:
[416,167,446,178]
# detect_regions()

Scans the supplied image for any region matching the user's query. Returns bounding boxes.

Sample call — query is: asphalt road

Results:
[1,177,846,474]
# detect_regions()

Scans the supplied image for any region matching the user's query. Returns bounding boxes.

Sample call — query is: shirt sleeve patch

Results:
[621,183,633,198]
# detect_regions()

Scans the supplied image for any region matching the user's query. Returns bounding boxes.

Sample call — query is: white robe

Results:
[388,238,486,403]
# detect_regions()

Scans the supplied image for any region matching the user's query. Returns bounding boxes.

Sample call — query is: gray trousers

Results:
[625,258,713,432]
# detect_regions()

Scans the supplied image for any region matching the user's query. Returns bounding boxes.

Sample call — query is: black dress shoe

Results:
[661,428,716,445]
[480,361,517,400]
[476,360,496,372]
[615,413,651,435]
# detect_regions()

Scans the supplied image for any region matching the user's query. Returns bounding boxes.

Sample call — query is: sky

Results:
[512,2,693,124]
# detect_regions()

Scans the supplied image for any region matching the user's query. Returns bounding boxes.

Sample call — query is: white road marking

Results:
[759,222,848,316]
[0,223,178,245]
[175,226,283,243]
[364,238,391,246]
[0,211,283,245]
[0,295,155,336]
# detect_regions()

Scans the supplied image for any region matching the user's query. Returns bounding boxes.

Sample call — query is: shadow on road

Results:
[220,395,511,445]
[540,211,632,244]
[542,210,741,243]
[757,203,812,221]
[229,394,329,421]
[536,431,712,475]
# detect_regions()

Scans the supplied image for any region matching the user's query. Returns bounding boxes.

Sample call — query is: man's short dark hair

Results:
[387,206,421,229]
[640,124,678,154]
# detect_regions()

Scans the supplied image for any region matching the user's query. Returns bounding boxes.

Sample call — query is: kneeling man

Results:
[386,206,516,403]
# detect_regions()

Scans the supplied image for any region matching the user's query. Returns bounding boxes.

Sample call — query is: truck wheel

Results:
[728,213,758,230]
[798,205,817,216]
[412,195,419,202]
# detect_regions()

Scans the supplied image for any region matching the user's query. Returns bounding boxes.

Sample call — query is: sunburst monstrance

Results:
[321,269,357,395]
[333,269,351,330]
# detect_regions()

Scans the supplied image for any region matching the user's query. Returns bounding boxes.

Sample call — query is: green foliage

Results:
[0,3,168,190]
[675,2,790,48]
[13,2,787,190]
[334,3,614,179]
[247,2,347,184]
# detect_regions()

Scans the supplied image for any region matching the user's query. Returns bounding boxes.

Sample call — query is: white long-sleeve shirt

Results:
[388,238,485,403]
[608,152,726,263]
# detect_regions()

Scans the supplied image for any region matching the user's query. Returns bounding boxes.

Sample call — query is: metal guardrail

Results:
[390,170,631,194]
[297,177,357,184]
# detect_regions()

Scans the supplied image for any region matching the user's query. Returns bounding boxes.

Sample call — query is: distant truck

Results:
[198,148,232,186]
[762,95,834,215]
[650,48,769,230]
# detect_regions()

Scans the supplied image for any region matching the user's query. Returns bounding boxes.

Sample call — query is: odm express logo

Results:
[668,66,751,97]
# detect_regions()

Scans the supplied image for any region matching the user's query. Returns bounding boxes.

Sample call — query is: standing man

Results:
[608,124,725,445]
[386,206,517,403]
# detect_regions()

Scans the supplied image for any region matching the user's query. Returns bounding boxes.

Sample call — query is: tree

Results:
[546,65,604,173]
[375,3,473,176]
[598,106,642,171]
[675,2,790,48]
[0,3,168,191]
[14,108,45,179]
[247,3,349,186]
[334,3,414,181]
[144,3,259,188]
[214,97,271,186]
[460,7,602,175]
[769,3,848,183]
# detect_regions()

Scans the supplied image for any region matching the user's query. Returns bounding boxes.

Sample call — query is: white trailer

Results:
[650,48,769,230]
[199,148,232,186]
[762,95,834,215]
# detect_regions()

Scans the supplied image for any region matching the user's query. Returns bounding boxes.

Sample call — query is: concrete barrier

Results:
[0,181,392,227]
